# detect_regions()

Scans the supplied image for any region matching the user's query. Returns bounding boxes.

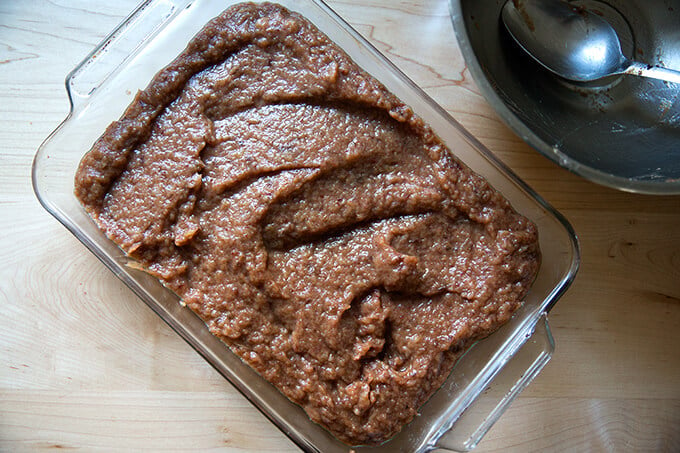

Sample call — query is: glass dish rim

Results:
[32,0,581,451]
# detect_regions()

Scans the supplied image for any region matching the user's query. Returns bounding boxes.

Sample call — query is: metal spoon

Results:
[501,0,680,84]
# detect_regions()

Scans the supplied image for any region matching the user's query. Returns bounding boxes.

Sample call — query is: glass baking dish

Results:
[32,0,580,451]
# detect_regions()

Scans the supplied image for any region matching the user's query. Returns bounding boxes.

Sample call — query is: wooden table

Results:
[2,1,679,451]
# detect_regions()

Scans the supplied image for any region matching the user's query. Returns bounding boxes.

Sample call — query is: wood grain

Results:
[1,1,679,451]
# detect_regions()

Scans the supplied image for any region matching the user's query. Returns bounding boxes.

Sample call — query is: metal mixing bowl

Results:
[450,0,680,194]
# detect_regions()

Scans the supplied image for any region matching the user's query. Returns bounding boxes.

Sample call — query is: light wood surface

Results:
[1,1,679,451]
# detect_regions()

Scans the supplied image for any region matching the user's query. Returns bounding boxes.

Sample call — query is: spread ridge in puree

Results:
[74,2,540,446]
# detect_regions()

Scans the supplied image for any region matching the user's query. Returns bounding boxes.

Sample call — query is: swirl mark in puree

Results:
[74,2,540,446]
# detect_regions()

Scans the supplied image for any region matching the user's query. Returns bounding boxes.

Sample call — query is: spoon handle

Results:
[624,61,680,84]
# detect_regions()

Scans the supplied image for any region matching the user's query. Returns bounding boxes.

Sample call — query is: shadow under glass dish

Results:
[451,0,680,194]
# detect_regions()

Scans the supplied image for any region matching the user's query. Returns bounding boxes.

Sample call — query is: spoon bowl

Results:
[501,0,680,84]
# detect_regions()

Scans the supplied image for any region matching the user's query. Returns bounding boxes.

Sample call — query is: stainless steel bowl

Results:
[450,0,680,194]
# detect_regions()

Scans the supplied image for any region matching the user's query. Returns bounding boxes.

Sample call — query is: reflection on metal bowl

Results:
[450,0,680,194]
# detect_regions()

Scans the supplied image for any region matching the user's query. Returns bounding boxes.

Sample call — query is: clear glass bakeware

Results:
[32,1,580,451]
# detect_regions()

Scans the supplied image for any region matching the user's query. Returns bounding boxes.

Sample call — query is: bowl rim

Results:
[448,0,680,195]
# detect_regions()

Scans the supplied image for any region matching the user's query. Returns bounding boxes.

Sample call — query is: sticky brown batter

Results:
[75,2,540,446]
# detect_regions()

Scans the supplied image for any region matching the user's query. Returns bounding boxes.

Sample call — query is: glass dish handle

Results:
[66,0,181,108]
[435,313,555,452]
